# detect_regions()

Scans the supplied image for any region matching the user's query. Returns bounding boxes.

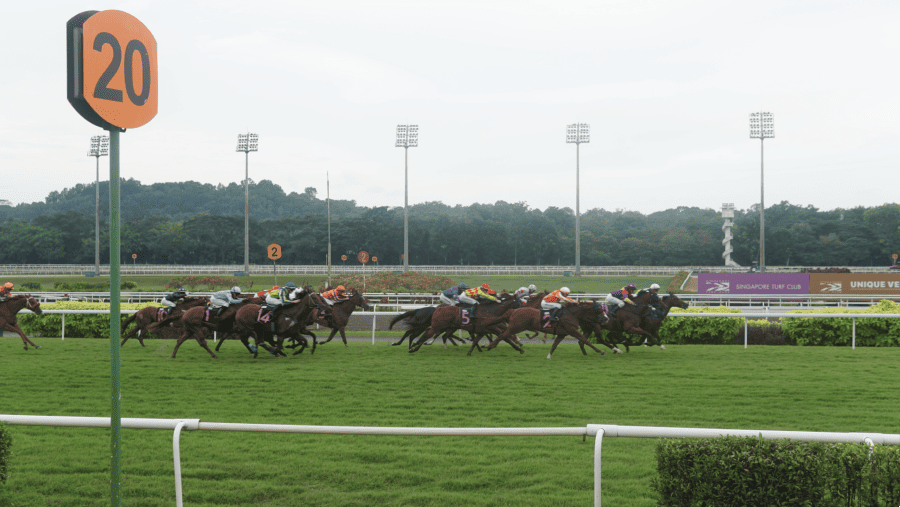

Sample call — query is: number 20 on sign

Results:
[67,10,157,131]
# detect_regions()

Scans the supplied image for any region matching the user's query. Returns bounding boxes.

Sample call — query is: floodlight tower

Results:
[236,133,259,275]
[88,135,109,275]
[566,123,589,276]
[749,112,773,272]
[396,125,418,272]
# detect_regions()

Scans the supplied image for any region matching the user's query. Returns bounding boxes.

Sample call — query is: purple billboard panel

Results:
[699,273,809,294]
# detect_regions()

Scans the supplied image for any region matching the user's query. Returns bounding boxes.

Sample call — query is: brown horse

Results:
[227,289,319,357]
[120,297,208,347]
[0,295,43,351]
[311,292,371,347]
[605,292,688,351]
[485,302,606,359]
[147,297,261,358]
[409,298,519,354]
[595,291,661,351]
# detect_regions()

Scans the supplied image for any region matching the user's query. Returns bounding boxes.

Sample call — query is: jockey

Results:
[459,283,498,306]
[319,285,349,317]
[528,284,537,294]
[541,287,576,322]
[161,287,188,312]
[0,282,13,301]
[264,281,301,319]
[641,283,662,304]
[209,286,243,319]
[606,283,637,318]
[439,283,468,306]
[513,286,530,304]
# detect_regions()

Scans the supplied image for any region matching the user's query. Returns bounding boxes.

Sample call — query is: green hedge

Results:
[653,436,900,506]
[0,423,10,484]
[657,307,744,345]
[18,302,159,339]
[51,280,138,291]
[781,300,900,346]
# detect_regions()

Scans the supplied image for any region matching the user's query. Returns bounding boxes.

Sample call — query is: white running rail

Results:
[0,414,896,507]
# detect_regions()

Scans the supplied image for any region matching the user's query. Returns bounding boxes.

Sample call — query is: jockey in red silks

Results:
[0,282,14,301]
[319,285,349,317]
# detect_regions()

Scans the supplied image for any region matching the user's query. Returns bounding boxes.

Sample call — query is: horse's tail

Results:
[121,312,137,333]
[389,308,423,329]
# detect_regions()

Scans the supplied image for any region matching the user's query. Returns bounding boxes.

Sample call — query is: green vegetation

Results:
[1,341,899,506]
[654,436,900,505]
[782,300,900,346]
[2,181,898,267]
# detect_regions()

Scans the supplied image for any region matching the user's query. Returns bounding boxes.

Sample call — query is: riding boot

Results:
[550,308,559,323]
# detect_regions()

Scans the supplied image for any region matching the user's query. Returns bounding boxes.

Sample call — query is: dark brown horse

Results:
[227,289,319,357]
[595,291,663,351]
[410,298,519,354]
[485,302,606,359]
[120,297,208,347]
[389,306,438,350]
[311,292,371,347]
[610,293,689,351]
[147,297,261,358]
[0,295,43,351]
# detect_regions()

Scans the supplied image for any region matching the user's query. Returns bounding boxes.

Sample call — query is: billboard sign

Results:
[809,274,900,295]
[699,273,809,294]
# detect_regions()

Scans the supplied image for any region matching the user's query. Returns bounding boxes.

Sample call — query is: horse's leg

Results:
[547,335,566,359]
[4,323,40,350]
[195,329,219,359]
[338,327,349,347]
[215,332,226,351]
[171,330,192,358]
[321,327,339,344]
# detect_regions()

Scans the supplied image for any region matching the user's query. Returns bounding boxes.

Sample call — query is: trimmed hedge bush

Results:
[658,307,743,345]
[733,319,790,346]
[781,300,900,346]
[51,280,138,291]
[653,436,900,506]
[18,302,159,339]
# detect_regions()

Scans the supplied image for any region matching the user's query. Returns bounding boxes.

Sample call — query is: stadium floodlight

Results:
[749,112,774,272]
[566,123,589,276]
[88,135,109,275]
[236,133,259,275]
[396,125,418,272]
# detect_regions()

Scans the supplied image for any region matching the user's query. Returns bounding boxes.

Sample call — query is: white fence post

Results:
[594,427,604,507]
[61,313,65,340]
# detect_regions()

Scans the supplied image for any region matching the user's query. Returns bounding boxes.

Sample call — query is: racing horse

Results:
[0,295,43,351]
[120,296,208,347]
[608,293,689,351]
[147,296,259,358]
[594,290,663,351]
[228,288,319,357]
[485,302,607,359]
[311,291,371,347]
[408,297,519,354]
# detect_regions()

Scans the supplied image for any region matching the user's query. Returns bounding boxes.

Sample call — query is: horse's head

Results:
[353,292,371,311]
[664,293,689,310]
[26,295,42,314]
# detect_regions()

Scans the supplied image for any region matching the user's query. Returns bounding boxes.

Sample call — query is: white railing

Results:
[0,414,896,507]
[21,309,900,349]
[2,264,897,276]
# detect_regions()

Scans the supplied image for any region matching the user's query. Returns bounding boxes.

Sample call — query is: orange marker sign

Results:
[357,251,369,264]
[67,10,158,130]
[267,244,282,260]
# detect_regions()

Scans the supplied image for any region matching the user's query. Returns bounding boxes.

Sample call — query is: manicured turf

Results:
[1,338,896,506]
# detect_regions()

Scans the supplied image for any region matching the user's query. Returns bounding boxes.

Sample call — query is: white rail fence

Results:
[17,310,900,350]
[0,414,896,507]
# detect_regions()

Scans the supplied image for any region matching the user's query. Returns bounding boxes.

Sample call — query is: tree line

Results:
[1,178,898,266]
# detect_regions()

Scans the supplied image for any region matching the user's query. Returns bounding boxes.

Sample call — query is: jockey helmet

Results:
[560,287,571,294]
[285,282,297,289]
[178,287,185,292]
[336,285,346,292]
[3,282,13,289]
[480,283,490,290]
[528,284,536,292]
[230,286,241,294]
[649,283,660,290]
[625,283,637,291]
[458,283,468,290]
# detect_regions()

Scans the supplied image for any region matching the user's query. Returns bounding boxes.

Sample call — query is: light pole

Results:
[327,172,331,287]
[236,133,258,275]
[88,135,109,275]
[395,125,418,272]
[749,112,773,272]
[566,123,589,276]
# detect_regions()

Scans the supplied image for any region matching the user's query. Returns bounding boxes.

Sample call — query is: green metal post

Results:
[108,129,121,507]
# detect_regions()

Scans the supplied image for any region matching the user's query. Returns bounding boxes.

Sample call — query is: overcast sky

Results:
[2,0,898,215]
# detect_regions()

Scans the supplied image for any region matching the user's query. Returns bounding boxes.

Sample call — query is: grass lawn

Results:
[1,338,898,506]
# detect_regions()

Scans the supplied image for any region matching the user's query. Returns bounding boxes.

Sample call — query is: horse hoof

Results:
[546,353,552,360]
[35,346,41,349]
